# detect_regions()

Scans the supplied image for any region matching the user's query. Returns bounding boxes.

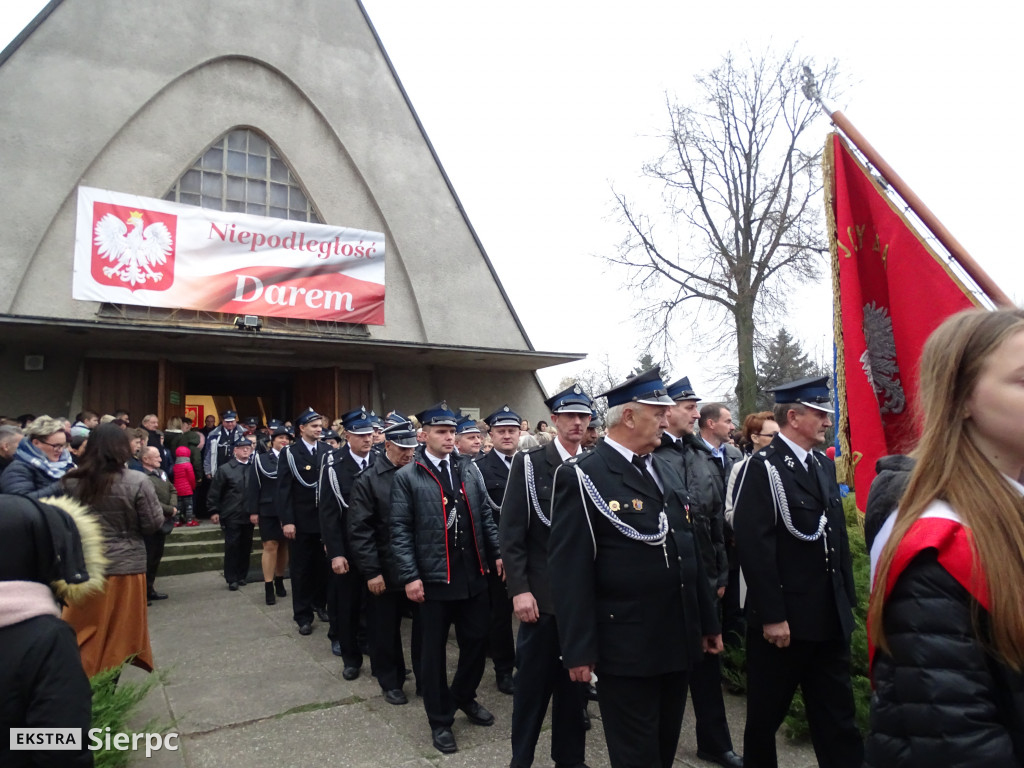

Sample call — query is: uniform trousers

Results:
[509,614,586,768]
[366,589,421,691]
[721,565,745,648]
[597,670,688,768]
[688,648,733,754]
[222,523,254,584]
[288,532,328,626]
[327,569,364,668]
[743,629,863,768]
[144,532,167,592]
[486,569,515,676]
[418,588,489,728]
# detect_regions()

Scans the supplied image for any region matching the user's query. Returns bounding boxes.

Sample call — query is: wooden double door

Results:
[83,359,372,426]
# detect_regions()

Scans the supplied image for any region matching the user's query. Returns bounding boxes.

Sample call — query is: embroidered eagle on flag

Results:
[94,210,173,287]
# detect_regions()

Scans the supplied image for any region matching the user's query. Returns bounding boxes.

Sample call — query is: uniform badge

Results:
[609,500,620,512]
[305,464,312,471]
[632,499,643,511]
[573,385,582,394]
[443,496,449,506]
[784,455,795,469]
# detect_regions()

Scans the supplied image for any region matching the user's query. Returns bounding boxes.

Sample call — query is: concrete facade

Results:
[0,0,578,421]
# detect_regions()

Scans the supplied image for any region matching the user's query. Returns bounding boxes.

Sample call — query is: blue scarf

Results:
[13,437,73,481]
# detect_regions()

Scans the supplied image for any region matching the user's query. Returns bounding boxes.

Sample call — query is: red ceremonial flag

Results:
[825,133,981,510]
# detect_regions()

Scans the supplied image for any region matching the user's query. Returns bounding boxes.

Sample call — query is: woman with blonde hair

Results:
[867,308,1024,766]
[0,415,73,499]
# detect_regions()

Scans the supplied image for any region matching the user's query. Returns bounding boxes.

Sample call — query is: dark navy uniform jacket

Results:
[319,447,373,561]
[548,439,719,677]
[732,435,856,641]
[499,440,562,615]
[276,439,328,535]
[475,448,513,521]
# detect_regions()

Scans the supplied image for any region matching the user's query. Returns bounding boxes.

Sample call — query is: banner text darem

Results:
[234,275,353,311]
[209,222,379,259]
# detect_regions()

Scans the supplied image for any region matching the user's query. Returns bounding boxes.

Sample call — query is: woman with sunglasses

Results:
[0,415,72,499]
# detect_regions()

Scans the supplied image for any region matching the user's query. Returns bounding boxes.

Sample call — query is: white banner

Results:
[73,186,386,323]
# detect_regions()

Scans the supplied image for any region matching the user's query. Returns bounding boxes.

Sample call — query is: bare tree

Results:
[556,355,621,423]
[609,47,837,417]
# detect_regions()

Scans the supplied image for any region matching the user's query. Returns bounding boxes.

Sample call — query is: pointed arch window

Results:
[97,128,370,336]
[164,128,322,223]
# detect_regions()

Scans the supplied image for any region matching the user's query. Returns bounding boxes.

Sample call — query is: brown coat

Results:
[64,469,165,575]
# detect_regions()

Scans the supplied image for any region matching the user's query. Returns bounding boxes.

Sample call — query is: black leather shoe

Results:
[383,689,408,705]
[237,579,247,586]
[459,700,494,726]
[331,640,342,657]
[228,582,239,591]
[265,582,276,605]
[274,577,287,597]
[697,749,744,768]
[431,727,457,754]
[342,665,360,681]
[316,608,330,623]
[298,623,313,636]
[581,705,591,731]
[147,591,168,601]
[555,763,593,768]
[496,672,515,695]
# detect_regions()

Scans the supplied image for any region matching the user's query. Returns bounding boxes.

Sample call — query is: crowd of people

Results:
[5,307,1024,768]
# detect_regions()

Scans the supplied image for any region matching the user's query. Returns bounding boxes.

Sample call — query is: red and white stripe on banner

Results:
[72,186,386,324]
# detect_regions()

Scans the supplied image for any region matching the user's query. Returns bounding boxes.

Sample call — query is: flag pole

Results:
[802,68,1014,308]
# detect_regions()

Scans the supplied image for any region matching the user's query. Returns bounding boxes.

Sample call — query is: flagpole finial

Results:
[801,66,834,117]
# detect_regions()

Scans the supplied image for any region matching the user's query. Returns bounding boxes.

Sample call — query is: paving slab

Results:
[124,569,820,767]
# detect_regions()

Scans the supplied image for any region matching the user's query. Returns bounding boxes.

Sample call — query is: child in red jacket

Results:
[173,445,198,526]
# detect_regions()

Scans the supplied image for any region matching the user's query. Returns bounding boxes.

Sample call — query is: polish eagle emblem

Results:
[94,210,173,288]
[859,301,906,415]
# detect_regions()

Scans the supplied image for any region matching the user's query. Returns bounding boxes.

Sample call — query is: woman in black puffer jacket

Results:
[868,308,1024,767]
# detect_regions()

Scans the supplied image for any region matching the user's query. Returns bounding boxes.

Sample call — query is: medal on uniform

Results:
[684,504,691,523]
[443,496,449,506]
[632,499,643,511]
[609,500,620,512]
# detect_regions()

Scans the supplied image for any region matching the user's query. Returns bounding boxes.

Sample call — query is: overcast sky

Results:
[3,1,1022,401]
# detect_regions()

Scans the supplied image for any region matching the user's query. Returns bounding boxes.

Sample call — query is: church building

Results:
[0,0,579,424]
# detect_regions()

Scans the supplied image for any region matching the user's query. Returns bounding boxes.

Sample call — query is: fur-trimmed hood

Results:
[37,494,108,604]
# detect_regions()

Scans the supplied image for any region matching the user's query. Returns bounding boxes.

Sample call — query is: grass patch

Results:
[275,697,361,718]
[90,660,171,768]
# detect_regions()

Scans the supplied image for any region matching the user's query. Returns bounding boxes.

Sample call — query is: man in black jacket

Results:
[733,376,861,768]
[655,378,740,768]
[391,402,503,755]
[208,436,256,590]
[549,368,722,768]
[277,408,330,635]
[500,385,592,768]
[475,404,520,695]
[319,407,376,678]
[348,420,420,705]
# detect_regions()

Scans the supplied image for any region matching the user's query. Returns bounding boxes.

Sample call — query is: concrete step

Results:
[165,522,263,543]
[159,521,266,576]
[158,549,264,577]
